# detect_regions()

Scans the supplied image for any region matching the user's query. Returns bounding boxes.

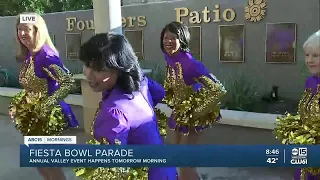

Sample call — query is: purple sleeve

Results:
[147,77,165,106]
[190,60,216,92]
[192,61,211,79]
[38,52,72,95]
[40,50,66,76]
[42,54,70,79]
[94,108,129,145]
[38,52,75,105]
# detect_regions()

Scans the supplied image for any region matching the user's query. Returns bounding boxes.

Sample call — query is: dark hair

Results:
[79,32,143,94]
[160,21,190,52]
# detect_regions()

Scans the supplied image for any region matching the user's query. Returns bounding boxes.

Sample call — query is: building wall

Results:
[122,0,180,6]
[0,0,319,99]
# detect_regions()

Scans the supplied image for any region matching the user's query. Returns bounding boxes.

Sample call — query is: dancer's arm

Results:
[189,61,226,118]
[147,77,165,106]
[41,54,75,107]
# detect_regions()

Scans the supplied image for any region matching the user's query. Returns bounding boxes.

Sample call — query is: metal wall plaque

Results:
[124,30,144,60]
[50,33,56,46]
[188,26,202,61]
[65,33,81,61]
[219,24,245,63]
[265,22,296,64]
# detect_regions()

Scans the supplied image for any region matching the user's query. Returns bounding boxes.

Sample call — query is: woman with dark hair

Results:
[74,32,177,180]
[161,21,227,180]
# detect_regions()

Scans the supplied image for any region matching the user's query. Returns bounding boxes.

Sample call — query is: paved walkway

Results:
[0,115,294,180]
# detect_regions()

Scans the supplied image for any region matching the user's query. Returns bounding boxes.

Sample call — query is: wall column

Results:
[92,0,122,34]
[81,0,122,134]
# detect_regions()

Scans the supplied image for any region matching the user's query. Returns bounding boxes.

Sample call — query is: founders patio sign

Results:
[175,0,267,24]
[65,16,147,60]
[65,16,147,31]
[64,4,239,32]
[63,0,267,62]
[175,5,236,24]
[65,0,268,32]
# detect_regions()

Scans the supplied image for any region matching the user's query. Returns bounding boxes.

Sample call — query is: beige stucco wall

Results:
[122,0,181,6]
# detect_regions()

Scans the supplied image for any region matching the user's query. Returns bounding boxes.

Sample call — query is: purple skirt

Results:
[294,169,319,180]
[59,100,79,128]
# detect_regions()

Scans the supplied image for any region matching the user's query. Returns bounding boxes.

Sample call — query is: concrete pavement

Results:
[0,115,294,180]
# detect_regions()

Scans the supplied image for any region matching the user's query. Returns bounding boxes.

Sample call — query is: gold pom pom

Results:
[274,113,320,145]
[164,63,226,134]
[274,112,320,178]
[155,108,168,138]
[9,91,67,136]
[73,139,148,180]
[74,167,149,180]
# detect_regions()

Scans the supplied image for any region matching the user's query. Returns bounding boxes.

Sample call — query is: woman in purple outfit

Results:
[160,21,226,180]
[9,13,79,180]
[274,30,320,180]
[74,33,177,179]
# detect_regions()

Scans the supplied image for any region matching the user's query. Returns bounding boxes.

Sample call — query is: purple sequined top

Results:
[305,75,320,95]
[164,51,216,89]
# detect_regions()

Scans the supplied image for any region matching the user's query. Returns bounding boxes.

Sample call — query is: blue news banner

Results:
[20,145,320,167]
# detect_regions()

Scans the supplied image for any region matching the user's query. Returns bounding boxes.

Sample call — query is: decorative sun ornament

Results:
[245,0,267,22]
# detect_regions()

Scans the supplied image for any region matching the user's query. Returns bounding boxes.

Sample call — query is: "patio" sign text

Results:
[175,5,236,23]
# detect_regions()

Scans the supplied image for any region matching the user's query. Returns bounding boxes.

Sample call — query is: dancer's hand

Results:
[9,110,13,119]
[8,109,16,123]
[8,106,15,120]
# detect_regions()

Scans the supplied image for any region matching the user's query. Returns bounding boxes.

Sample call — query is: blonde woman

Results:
[9,13,79,180]
[275,30,320,180]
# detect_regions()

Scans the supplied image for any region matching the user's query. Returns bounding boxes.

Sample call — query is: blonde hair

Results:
[303,30,320,50]
[15,12,58,61]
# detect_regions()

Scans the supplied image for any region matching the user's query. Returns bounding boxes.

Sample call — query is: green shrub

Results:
[70,66,83,75]
[69,66,83,94]
[222,74,261,112]
[70,79,81,94]
[148,64,165,85]
[0,68,21,88]
[0,66,82,94]
[140,60,166,85]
